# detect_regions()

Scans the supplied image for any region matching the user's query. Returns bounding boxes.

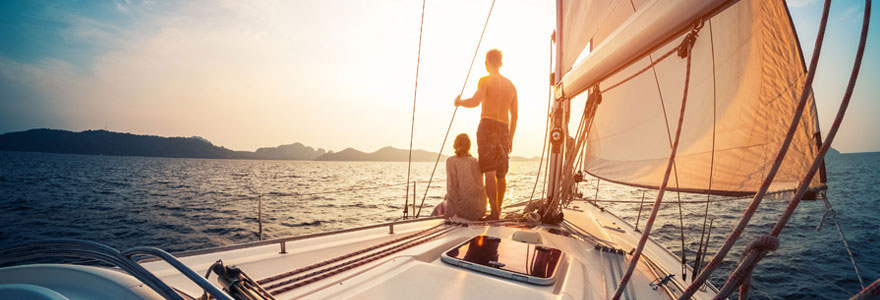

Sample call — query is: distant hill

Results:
[0,129,237,159]
[0,128,541,162]
[316,146,540,162]
[253,142,326,160]
[316,146,446,162]
[827,147,841,156]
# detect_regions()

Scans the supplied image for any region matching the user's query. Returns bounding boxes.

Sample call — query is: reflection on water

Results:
[0,150,877,299]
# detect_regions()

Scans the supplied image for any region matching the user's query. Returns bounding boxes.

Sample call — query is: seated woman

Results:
[432,133,486,220]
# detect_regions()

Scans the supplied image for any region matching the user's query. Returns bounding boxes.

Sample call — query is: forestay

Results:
[558,0,823,196]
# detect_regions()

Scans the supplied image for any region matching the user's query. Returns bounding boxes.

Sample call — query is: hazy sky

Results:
[0,0,877,156]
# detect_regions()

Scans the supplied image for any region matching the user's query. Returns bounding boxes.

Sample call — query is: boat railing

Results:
[253,181,425,241]
[0,238,234,300]
[123,246,233,300]
[168,216,444,260]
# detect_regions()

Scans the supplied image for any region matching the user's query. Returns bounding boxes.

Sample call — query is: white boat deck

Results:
[138,203,719,300]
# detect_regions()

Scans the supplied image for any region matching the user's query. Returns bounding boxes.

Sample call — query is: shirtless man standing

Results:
[454,49,518,220]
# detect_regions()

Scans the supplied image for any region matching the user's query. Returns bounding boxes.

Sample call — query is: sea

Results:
[0,150,877,299]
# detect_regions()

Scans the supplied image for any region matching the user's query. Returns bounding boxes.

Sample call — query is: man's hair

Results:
[486,49,502,67]
[453,133,471,157]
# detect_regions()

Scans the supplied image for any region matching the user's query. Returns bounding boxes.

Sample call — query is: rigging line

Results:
[551,85,600,213]
[644,31,688,281]
[824,199,867,289]
[541,122,552,201]
[415,0,496,218]
[529,33,556,203]
[601,47,678,94]
[716,1,871,294]
[612,25,699,300]
[405,0,428,220]
[575,99,599,207]
[571,96,591,168]
[572,98,597,208]
[663,67,689,280]
[680,0,833,297]
[571,105,591,186]
[694,19,718,280]
[547,91,595,214]
[799,264,859,297]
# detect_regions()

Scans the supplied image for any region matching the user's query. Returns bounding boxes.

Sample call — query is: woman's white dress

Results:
[443,155,486,220]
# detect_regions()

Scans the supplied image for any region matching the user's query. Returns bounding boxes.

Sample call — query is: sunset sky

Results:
[0,0,877,156]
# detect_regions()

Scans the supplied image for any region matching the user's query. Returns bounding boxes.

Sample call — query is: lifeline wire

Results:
[415,0,496,218]
[405,0,427,219]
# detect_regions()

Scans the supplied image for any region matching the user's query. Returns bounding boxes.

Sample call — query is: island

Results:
[0,128,540,162]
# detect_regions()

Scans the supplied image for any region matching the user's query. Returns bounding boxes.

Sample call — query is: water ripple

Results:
[0,151,877,299]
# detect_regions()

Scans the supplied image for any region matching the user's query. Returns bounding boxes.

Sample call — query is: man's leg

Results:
[484,171,498,219]
[496,175,506,215]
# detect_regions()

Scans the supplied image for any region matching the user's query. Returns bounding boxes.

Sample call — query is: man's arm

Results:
[508,91,517,154]
[454,78,487,108]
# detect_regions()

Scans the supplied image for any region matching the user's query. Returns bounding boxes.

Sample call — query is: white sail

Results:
[560,0,823,195]
[559,0,630,74]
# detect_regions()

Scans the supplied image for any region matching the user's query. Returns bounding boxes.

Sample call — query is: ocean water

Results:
[0,150,877,299]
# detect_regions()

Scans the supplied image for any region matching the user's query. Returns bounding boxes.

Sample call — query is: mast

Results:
[546,0,567,208]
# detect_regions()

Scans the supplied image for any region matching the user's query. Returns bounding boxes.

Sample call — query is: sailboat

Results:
[0,0,874,299]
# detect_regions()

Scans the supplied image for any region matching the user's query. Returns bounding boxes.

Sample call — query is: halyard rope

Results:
[679,0,834,297]
[694,18,719,281]
[611,22,699,300]
[714,2,871,296]
[415,0,496,218]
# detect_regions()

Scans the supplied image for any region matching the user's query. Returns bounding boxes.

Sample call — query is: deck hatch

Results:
[440,235,563,285]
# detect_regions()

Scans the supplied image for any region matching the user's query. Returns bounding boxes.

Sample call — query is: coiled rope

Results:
[415,0,497,218]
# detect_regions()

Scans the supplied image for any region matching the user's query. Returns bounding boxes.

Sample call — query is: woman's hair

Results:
[453,133,471,157]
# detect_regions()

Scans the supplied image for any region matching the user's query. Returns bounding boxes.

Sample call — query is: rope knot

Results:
[677,32,698,58]
[746,235,779,253]
[677,20,704,58]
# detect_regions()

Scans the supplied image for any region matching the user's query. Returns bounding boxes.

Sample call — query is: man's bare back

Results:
[475,74,517,125]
